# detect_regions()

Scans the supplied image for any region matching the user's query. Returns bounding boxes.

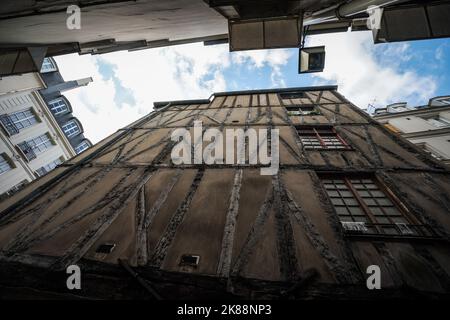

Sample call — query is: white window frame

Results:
[426,116,450,128]
[62,120,80,138]
[9,108,38,130]
[27,133,53,155]
[40,57,57,73]
[48,98,68,115]
[36,157,63,177]
[0,153,12,175]
[75,140,90,154]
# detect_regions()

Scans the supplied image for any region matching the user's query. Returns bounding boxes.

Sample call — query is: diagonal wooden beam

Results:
[217,169,243,277]
[50,168,157,271]
[136,169,183,266]
[272,175,299,281]
[230,186,273,277]
[149,169,205,268]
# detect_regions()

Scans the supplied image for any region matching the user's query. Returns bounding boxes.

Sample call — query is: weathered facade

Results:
[0,86,449,299]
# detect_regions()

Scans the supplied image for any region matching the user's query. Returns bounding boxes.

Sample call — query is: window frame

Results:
[285,105,321,116]
[75,140,90,154]
[40,57,57,73]
[18,133,54,161]
[62,120,81,138]
[415,142,445,161]
[0,108,39,136]
[0,179,29,200]
[28,133,53,154]
[296,126,351,150]
[36,157,63,177]
[279,91,307,100]
[9,108,39,130]
[0,153,13,175]
[424,114,450,128]
[320,174,438,239]
[48,97,69,115]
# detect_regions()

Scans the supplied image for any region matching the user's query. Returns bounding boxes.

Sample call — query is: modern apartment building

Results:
[0,86,449,299]
[373,96,450,164]
[0,57,91,199]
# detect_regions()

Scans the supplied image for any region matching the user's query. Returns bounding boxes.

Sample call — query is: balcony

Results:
[0,114,19,136]
[17,141,36,162]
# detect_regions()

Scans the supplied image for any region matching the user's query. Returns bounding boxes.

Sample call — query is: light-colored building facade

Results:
[0,58,92,199]
[373,96,450,164]
[0,72,75,198]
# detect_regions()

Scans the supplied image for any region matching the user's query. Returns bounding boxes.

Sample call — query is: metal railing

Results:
[17,141,37,161]
[0,114,19,136]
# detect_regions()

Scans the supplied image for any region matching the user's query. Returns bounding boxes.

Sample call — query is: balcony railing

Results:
[0,114,19,136]
[36,167,48,177]
[17,141,37,162]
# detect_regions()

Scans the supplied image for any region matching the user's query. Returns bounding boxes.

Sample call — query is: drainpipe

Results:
[304,0,407,25]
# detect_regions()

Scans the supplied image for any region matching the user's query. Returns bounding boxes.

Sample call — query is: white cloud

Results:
[55,34,439,143]
[56,44,232,143]
[55,43,291,143]
[232,49,292,86]
[307,31,437,109]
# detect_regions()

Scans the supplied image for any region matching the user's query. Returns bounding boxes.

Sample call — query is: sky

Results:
[55,30,450,144]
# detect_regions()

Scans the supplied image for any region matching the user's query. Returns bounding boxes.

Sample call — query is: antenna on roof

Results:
[367,98,377,115]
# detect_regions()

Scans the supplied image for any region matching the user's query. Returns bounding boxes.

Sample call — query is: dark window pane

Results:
[327,190,339,197]
[331,198,344,205]
[349,207,363,215]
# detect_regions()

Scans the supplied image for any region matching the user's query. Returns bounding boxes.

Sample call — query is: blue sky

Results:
[55,30,450,143]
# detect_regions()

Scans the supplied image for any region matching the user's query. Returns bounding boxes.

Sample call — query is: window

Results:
[280,91,306,99]
[18,133,53,161]
[425,115,450,128]
[36,157,63,177]
[9,108,38,130]
[75,140,91,154]
[48,98,68,115]
[62,120,80,138]
[415,142,444,161]
[179,254,200,267]
[296,126,350,150]
[0,108,38,135]
[96,243,116,254]
[27,133,53,154]
[0,154,12,174]
[0,180,28,200]
[286,105,320,116]
[321,176,435,237]
[40,57,57,73]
